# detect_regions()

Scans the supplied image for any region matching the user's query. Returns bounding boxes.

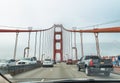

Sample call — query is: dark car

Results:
[52,60,56,64]
[77,55,113,76]
[66,59,73,64]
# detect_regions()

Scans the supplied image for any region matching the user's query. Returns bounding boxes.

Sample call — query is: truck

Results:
[77,55,113,76]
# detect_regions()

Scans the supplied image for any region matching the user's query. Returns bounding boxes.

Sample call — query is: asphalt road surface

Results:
[11,63,120,82]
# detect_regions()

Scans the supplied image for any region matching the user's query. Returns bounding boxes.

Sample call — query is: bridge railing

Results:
[0,63,41,76]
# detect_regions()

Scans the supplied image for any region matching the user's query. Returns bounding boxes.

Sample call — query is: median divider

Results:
[1,63,42,76]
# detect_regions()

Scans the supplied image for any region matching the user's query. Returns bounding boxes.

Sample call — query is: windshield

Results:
[44,59,52,61]
[22,58,31,61]
[0,0,120,83]
[85,56,100,60]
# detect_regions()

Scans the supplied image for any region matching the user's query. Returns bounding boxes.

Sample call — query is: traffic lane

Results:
[12,65,57,82]
[37,63,120,81]
[12,63,120,81]
[12,63,86,81]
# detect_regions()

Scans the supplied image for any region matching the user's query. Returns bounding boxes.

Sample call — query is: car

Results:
[0,60,9,68]
[77,55,113,76]
[7,59,16,66]
[16,57,37,65]
[76,60,80,67]
[42,59,54,67]
[0,59,16,68]
[66,59,73,64]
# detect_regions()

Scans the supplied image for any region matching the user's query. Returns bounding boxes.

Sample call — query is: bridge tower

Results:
[53,24,63,62]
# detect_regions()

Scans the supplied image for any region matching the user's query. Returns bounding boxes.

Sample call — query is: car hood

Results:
[10,78,120,83]
[0,63,7,65]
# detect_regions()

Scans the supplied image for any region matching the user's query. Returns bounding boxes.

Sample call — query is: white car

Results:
[7,59,16,66]
[42,59,54,67]
[16,57,37,65]
[0,59,16,68]
[0,60,8,68]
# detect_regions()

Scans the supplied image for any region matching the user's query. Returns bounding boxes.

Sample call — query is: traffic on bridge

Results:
[0,0,120,83]
[0,24,120,83]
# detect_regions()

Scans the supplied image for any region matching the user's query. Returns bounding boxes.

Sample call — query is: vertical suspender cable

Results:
[51,29,53,57]
[38,31,41,60]
[68,32,71,59]
[49,29,52,58]
[94,33,101,57]
[80,32,84,57]
[42,31,44,55]
[34,32,38,57]
[47,31,49,57]
[45,31,47,56]
[27,30,31,57]
[13,32,19,59]
[71,32,73,59]
[67,31,69,59]
[73,28,77,60]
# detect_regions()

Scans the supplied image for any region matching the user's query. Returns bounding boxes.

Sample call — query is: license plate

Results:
[100,62,104,64]
[101,68,105,71]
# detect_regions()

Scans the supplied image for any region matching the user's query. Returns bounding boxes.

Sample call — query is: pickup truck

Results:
[77,55,113,76]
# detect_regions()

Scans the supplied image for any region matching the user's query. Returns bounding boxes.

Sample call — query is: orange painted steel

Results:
[63,27,120,33]
[0,26,120,33]
[53,27,63,62]
[0,26,54,32]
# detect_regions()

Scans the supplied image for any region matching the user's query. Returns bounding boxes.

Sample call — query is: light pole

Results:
[24,47,29,58]
[66,54,68,60]
[13,32,19,60]
[41,54,45,63]
[72,47,78,60]
[27,27,32,57]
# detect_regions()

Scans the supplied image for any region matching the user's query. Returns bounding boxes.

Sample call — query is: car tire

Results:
[78,66,81,71]
[85,67,91,76]
[104,72,110,76]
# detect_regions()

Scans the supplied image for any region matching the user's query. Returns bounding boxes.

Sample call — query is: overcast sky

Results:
[0,0,120,29]
[0,0,120,59]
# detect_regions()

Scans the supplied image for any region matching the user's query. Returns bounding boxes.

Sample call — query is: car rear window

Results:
[45,59,51,61]
[85,56,99,60]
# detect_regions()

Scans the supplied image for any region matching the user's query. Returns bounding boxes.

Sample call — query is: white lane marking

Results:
[41,79,44,82]
[50,69,53,71]
[71,68,76,71]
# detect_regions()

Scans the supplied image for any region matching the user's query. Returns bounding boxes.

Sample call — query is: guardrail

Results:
[0,63,41,76]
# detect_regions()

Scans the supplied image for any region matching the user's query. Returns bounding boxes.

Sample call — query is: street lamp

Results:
[27,27,32,57]
[66,54,69,60]
[24,47,29,58]
[41,54,45,63]
[72,47,78,60]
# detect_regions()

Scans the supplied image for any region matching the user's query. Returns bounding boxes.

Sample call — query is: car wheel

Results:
[85,67,91,76]
[51,65,53,67]
[78,66,81,71]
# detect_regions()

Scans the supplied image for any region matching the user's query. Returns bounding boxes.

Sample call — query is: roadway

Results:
[11,63,120,82]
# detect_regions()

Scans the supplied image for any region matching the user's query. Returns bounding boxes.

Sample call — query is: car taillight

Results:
[89,59,94,66]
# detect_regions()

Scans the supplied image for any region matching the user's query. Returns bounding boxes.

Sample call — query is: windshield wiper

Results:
[0,73,12,83]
